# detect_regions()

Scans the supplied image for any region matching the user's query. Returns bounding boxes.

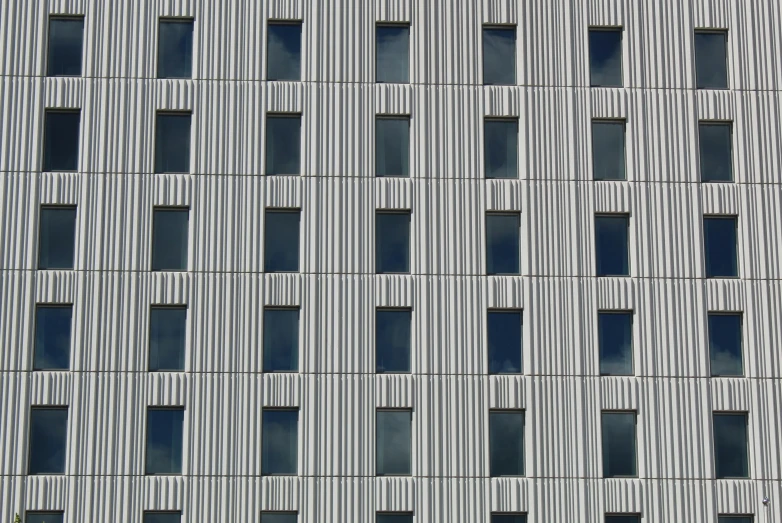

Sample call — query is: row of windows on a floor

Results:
[46,16,731,90]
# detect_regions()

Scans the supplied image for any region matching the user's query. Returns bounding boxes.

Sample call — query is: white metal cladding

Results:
[1,0,781,522]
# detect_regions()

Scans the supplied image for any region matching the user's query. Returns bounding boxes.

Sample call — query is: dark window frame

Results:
[488,408,526,477]
[375,209,412,274]
[261,407,300,476]
[260,512,299,522]
[482,24,518,86]
[484,117,520,180]
[46,15,85,77]
[375,306,413,374]
[37,204,78,270]
[376,407,413,476]
[591,118,627,181]
[588,26,624,87]
[148,304,188,372]
[27,405,68,475]
[156,17,195,79]
[485,212,521,276]
[703,214,739,279]
[708,311,744,377]
[487,308,523,375]
[694,29,729,90]
[605,514,642,523]
[142,511,183,523]
[151,206,190,272]
[698,120,734,183]
[597,309,634,376]
[717,516,754,523]
[376,22,411,84]
[262,306,301,373]
[266,19,304,81]
[144,406,185,476]
[601,409,638,478]
[712,411,750,479]
[263,207,302,272]
[33,302,74,371]
[595,213,631,277]
[375,114,411,178]
[265,113,303,176]
[25,511,66,523]
[154,110,193,173]
[42,108,81,172]
[490,513,529,523]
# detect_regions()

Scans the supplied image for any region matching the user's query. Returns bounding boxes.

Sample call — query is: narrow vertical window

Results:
[28,407,68,474]
[149,306,187,371]
[145,407,184,475]
[708,313,743,376]
[43,110,80,172]
[376,117,410,177]
[487,310,522,374]
[699,122,733,182]
[484,119,519,179]
[598,311,633,376]
[592,120,626,180]
[261,513,298,523]
[376,24,409,83]
[589,28,623,87]
[376,409,412,475]
[154,112,192,173]
[483,26,516,85]
[266,115,302,175]
[601,411,637,477]
[151,208,189,271]
[489,410,524,476]
[264,209,301,272]
[703,216,738,278]
[267,22,302,81]
[47,17,84,76]
[377,514,413,523]
[595,215,629,276]
[695,31,728,89]
[486,213,520,275]
[33,305,73,371]
[262,409,299,475]
[713,413,749,478]
[157,19,194,79]
[38,206,77,269]
[263,308,300,372]
[491,515,527,523]
[376,308,412,373]
[26,513,64,523]
[375,211,411,274]
[143,512,182,523]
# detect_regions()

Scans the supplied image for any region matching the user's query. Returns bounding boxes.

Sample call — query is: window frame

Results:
[604,514,642,523]
[588,26,624,88]
[375,22,411,84]
[375,209,412,274]
[260,512,299,523]
[144,406,185,476]
[702,214,739,279]
[375,306,413,374]
[698,120,734,183]
[375,114,411,178]
[717,516,754,523]
[591,118,627,181]
[264,113,303,176]
[266,19,304,81]
[42,108,81,172]
[142,511,183,523]
[712,411,750,479]
[490,513,528,523]
[25,512,66,523]
[485,212,521,276]
[594,213,631,277]
[707,311,744,377]
[154,110,193,174]
[151,206,190,272]
[597,309,634,376]
[694,29,729,90]
[484,117,520,179]
[156,17,195,79]
[376,408,413,476]
[263,207,302,273]
[376,512,415,523]
[261,407,300,476]
[482,24,517,86]
[262,306,301,373]
[32,303,74,371]
[37,204,78,270]
[148,304,188,372]
[488,408,526,477]
[486,308,523,375]
[27,405,69,475]
[46,15,85,77]
[600,410,638,478]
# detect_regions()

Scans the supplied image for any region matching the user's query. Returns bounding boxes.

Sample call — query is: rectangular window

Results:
[489,410,524,476]
[709,313,743,377]
[704,216,738,278]
[718,517,753,523]
[33,305,72,371]
[149,306,187,371]
[592,120,626,180]
[595,215,629,276]
[486,213,520,275]
[376,116,410,177]
[263,308,300,372]
[699,122,733,182]
[143,512,182,523]
[713,412,749,478]
[377,514,413,523]
[483,26,516,85]
[605,516,641,523]
[376,409,412,475]
[28,407,68,474]
[262,409,299,475]
[43,110,80,172]
[598,311,633,376]
[267,22,302,81]
[261,513,298,523]
[38,206,77,269]
[26,513,64,523]
[47,17,84,76]
[145,407,184,474]
[376,24,409,83]
[155,112,191,173]
[487,310,522,374]
[695,31,728,89]
[484,119,518,179]
[158,19,193,79]
[151,208,189,271]
[601,411,637,477]
[375,211,411,274]
[589,28,623,87]
[376,308,411,373]
[491,515,527,523]
[264,209,301,272]
[266,114,302,175]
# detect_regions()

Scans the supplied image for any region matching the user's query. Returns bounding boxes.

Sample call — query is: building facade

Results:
[1,1,781,522]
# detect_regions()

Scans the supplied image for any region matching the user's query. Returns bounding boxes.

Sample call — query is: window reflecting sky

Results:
[267,23,302,81]
[483,28,516,85]
[34,306,72,370]
[376,410,412,475]
[376,212,410,273]
[377,25,409,83]
[266,116,302,175]
[155,113,191,173]
[592,121,625,180]
[489,410,524,476]
[695,32,728,89]
[47,18,83,76]
[145,408,184,474]
[486,214,520,275]
[262,410,298,474]
[713,413,748,478]
[485,120,518,179]
[595,215,629,276]
[376,118,410,177]
[601,412,636,477]
[704,217,737,277]
[376,309,411,373]
[26,513,64,523]
[149,307,187,371]
[43,111,80,172]
[29,408,68,474]
[709,314,743,376]
[38,207,77,269]
[487,310,522,374]
[598,312,632,376]
[158,20,193,79]
[264,211,301,272]
[589,29,622,87]
[152,209,189,271]
[264,309,299,372]
[699,123,732,182]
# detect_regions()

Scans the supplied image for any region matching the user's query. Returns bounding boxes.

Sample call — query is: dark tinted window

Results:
[487,310,522,374]
[699,123,733,182]
[485,119,518,179]
[376,212,410,273]
[26,513,64,523]
[704,216,738,278]
[695,31,728,89]
[589,29,623,87]
[376,117,410,177]
[483,27,516,85]
[605,516,641,523]
[33,305,72,370]
[601,411,637,477]
[263,309,299,372]
[43,111,80,172]
[598,311,633,376]
[486,214,520,275]
[38,207,77,269]
[261,514,298,523]
[264,210,301,272]
[377,25,409,83]
[718,517,753,523]
[709,313,743,376]
[155,113,191,173]
[47,18,84,76]
[376,410,412,475]
[144,512,182,523]
[157,20,193,79]
[149,307,187,371]
[152,208,189,271]
[489,410,524,476]
[595,215,629,276]
[28,407,68,474]
[266,115,301,175]
[377,515,413,523]
[491,516,527,523]
[267,22,302,81]
[376,309,411,373]
[592,121,626,180]
[262,409,298,474]
[713,413,749,478]
[145,408,184,474]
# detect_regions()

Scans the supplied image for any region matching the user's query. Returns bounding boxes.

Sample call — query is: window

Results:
[376,117,410,177]
[145,407,184,475]
[718,517,753,523]
[489,410,524,476]
[26,513,64,523]
[47,17,84,76]
[143,512,182,523]
[375,211,411,274]
[487,310,522,374]
[486,213,520,275]
[154,112,191,173]
[484,119,518,179]
[263,308,300,372]
[595,215,629,276]
[376,409,412,475]
[43,110,80,172]
[589,28,623,87]
[601,411,637,477]
[709,313,743,376]
[491,515,527,523]
[33,305,72,371]
[376,309,412,373]
[261,513,298,523]
[151,208,189,271]
[483,26,516,85]
[605,516,641,523]
[157,19,194,79]
[695,31,728,89]
[592,120,626,180]
[266,114,302,175]
[713,413,749,478]
[262,409,298,475]
[38,206,77,269]
[264,210,301,272]
[376,24,409,83]
[267,22,302,81]
[598,311,633,376]
[377,514,413,523]
[699,122,733,182]
[149,306,187,371]
[28,407,68,474]
[703,216,738,278]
